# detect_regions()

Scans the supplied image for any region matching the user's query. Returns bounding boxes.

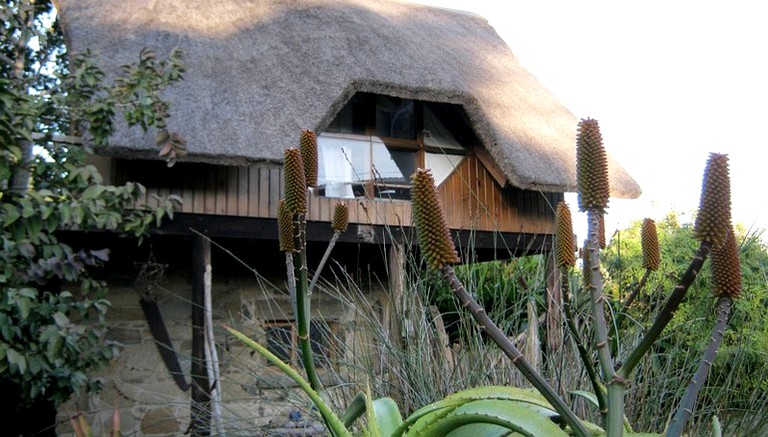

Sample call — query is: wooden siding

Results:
[437,155,558,235]
[115,160,413,228]
[115,158,558,234]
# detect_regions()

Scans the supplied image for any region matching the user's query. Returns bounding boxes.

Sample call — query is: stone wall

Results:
[56,268,390,436]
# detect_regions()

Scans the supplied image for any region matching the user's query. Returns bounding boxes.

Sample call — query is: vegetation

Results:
[606,215,768,432]
[4,2,764,436]
[1,0,183,415]
[225,116,759,436]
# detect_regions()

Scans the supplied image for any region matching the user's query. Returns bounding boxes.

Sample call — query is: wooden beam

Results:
[190,236,211,436]
[473,147,508,188]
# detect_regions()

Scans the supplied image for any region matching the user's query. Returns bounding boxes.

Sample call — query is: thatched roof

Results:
[54,0,640,198]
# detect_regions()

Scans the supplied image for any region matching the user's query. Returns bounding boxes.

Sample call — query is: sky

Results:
[411,0,768,242]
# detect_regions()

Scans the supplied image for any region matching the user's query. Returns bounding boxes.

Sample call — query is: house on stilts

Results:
[53,0,640,434]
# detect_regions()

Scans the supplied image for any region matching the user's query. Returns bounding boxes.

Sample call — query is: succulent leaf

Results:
[284,148,307,214]
[576,118,610,212]
[693,153,731,246]
[411,169,460,269]
[555,202,576,267]
[641,218,660,271]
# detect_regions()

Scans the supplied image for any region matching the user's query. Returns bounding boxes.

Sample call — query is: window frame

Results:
[319,94,472,200]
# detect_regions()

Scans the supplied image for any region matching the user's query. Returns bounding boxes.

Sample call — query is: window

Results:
[319,93,473,200]
[264,320,337,369]
[317,134,415,200]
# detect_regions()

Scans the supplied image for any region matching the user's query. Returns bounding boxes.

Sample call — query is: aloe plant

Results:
[224,124,740,437]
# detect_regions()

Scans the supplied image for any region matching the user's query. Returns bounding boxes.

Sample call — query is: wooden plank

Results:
[193,167,206,214]
[348,199,360,224]
[216,166,228,215]
[474,147,507,187]
[258,167,270,218]
[268,167,281,218]
[181,170,193,213]
[319,197,331,223]
[225,166,238,216]
[204,167,216,214]
[238,166,249,216]
[248,166,259,217]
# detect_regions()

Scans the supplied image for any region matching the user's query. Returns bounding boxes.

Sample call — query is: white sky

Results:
[412,0,768,242]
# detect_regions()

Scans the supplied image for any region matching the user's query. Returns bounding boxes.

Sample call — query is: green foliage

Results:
[604,214,768,431]
[0,1,183,405]
[425,257,546,340]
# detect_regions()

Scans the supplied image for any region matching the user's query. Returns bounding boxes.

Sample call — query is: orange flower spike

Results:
[300,129,318,188]
[411,169,460,269]
[641,218,660,271]
[555,202,576,268]
[576,118,610,213]
[284,148,307,215]
[693,153,731,246]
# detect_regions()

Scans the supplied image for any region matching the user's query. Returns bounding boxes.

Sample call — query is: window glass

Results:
[425,152,465,186]
[371,139,413,185]
[318,136,371,198]
[375,95,415,140]
[327,94,368,135]
[424,105,463,151]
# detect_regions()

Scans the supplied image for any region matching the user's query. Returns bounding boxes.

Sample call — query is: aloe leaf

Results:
[444,423,516,437]
[400,385,561,436]
[411,399,569,437]
[223,325,351,437]
[365,387,380,437]
[570,390,600,409]
[341,392,367,428]
[372,397,404,437]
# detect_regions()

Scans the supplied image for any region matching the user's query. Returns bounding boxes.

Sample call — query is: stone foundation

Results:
[56,269,389,436]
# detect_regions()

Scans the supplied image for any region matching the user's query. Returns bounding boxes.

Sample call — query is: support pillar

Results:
[190,236,211,436]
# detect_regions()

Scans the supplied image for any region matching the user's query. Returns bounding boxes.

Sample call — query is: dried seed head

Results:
[284,148,307,214]
[277,200,296,252]
[555,202,576,267]
[710,226,742,299]
[641,218,660,271]
[694,153,731,246]
[577,118,610,213]
[300,129,318,188]
[411,169,460,269]
[331,202,349,233]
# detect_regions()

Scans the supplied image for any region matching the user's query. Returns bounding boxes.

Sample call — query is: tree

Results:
[1,0,184,418]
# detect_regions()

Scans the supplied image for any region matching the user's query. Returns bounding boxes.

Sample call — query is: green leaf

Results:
[17,297,31,320]
[53,312,70,328]
[570,390,600,409]
[372,397,403,437]
[341,392,367,428]
[409,399,568,437]
[82,184,105,199]
[224,325,352,437]
[2,204,21,226]
[7,348,27,374]
[407,386,555,426]
[445,423,514,437]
